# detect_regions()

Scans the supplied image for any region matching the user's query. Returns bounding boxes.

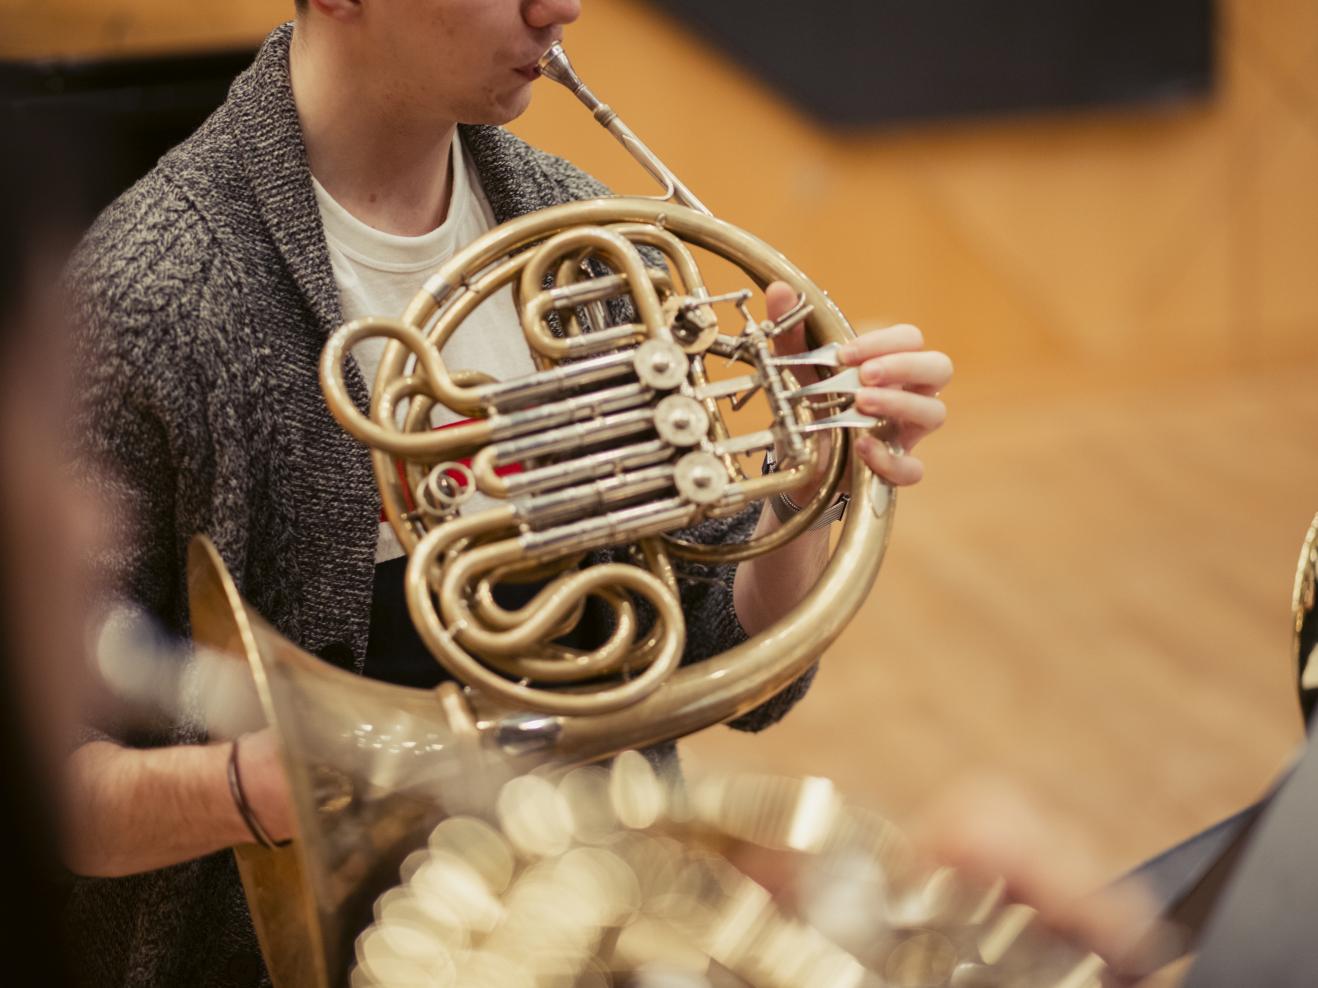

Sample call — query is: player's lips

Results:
[515,63,542,81]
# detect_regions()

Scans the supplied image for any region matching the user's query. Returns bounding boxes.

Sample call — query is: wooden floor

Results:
[684,361,1316,880]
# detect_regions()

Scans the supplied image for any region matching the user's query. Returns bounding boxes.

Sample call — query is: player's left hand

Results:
[913,778,1178,985]
[766,280,952,494]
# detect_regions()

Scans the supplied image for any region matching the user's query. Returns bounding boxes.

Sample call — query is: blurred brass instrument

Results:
[347,755,1116,988]
[189,43,898,988]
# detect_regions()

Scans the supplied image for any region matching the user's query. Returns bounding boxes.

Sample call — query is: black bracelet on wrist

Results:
[762,450,849,530]
[226,736,290,849]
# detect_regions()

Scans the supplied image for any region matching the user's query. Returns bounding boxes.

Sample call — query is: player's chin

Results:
[465,85,535,127]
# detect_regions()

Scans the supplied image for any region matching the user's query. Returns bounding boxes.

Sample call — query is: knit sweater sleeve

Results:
[67,176,216,747]
[665,507,819,733]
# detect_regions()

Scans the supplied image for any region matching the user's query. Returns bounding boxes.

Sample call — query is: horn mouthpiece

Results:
[537,43,582,93]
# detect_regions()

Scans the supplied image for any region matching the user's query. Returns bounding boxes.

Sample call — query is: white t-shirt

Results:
[313,134,535,563]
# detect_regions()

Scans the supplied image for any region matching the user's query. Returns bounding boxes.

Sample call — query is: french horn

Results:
[188,43,897,987]
[1293,512,1317,723]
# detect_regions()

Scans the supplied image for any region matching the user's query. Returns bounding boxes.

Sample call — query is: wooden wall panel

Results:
[8,0,1313,380]
[0,0,285,59]
[506,0,1318,378]
[505,0,1318,883]
[684,366,1313,878]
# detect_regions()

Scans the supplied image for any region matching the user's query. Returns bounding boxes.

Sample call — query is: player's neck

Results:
[290,27,455,237]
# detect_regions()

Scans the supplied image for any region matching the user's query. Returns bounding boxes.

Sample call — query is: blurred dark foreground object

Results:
[1180,726,1318,988]
[1125,513,1316,985]
[1120,723,1317,988]
[0,109,78,987]
[0,44,252,988]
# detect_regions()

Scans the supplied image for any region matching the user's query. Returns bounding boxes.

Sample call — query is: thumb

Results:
[765,280,807,356]
[764,281,816,387]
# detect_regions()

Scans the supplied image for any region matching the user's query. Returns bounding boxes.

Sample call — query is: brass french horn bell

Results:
[189,42,896,988]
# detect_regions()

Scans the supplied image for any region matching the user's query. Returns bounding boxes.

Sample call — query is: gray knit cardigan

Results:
[67,23,813,988]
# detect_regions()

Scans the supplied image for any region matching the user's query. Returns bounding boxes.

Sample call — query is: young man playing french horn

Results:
[62,1,952,984]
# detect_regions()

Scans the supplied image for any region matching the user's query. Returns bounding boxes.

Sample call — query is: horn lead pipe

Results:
[538,43,713,216]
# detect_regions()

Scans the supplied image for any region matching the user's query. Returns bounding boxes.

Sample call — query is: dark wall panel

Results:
[647,0,1214,127]
[2,49,257,229]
